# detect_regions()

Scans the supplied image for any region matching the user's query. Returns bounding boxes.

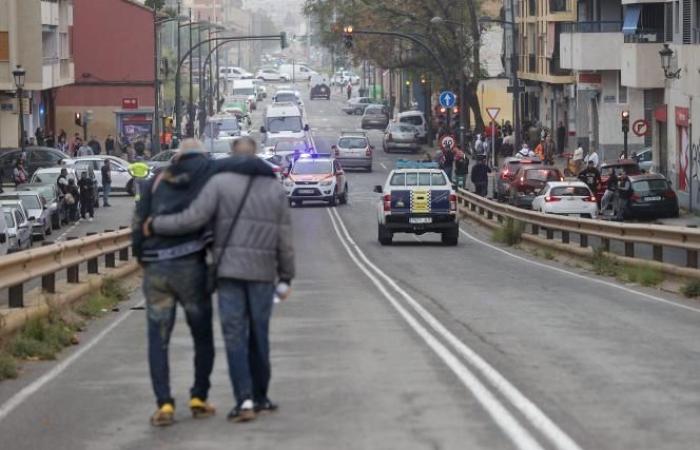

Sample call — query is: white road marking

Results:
[0,302,143,422]
[327,210,545,450]
[458,227,700,314]
[379,162,387,170]
[329,208,582,450]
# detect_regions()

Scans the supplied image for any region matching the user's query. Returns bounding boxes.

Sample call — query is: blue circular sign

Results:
[439,91,457,108]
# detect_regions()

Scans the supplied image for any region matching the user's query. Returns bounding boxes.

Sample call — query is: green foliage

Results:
[492,218,524,246]
[680,280,700,298]
[0,351,18,380]
[144,0,165,10]
[591,247,619,277]
[621,266,664,287]
[10,317,76,361]
[543,250,555,260]
[76,279,127,318]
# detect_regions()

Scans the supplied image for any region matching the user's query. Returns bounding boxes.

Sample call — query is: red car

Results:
[508,167,564,208]
[597,159,641,202]
[496,157,542,201]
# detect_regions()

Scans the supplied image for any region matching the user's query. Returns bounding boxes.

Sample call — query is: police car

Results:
[284,153,348,206]
[373,161,459,245]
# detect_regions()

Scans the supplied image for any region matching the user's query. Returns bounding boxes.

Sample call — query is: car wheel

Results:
[378,223,393,245]
[289,199,296,207]
[328,190,338,206]
[126,179,135,196]
[441,228,459,246]
[339,187,348,205]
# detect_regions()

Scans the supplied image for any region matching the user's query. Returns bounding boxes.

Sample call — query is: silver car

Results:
[18,183,62,230]
[333,132,373,172]
[3,206,32,253]
[0,192,51,240]
[383,122,421,153]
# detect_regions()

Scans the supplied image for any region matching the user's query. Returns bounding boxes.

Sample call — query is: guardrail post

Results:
[487,210,493,220]
[104,229,116,268]
[41,241,55,293]
[478,206,484,216]
[66,236,80,284]
[86,232,99,274]
[687,250,698,269]
[545,228,554,240]
[653,245,663,262]
[601,238,610,252]
[531,224,539,235]
[8,284,23,308]
[624,242,634,258]
[561,230,570,244]
[497,214,503,223]
[119,226,130,261]
[579,234,588,248]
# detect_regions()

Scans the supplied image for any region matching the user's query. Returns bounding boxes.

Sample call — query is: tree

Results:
[145,0,165,10]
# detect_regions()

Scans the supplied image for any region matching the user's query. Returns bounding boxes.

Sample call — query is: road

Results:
[1,85,700,450]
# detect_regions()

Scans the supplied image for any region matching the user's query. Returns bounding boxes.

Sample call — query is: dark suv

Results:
[0,147,70,177]
[310,82,331,100]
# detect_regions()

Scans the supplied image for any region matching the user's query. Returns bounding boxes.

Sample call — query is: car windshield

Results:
[267,116,303,133]
[338,137,367,149]
[31,172,60,185]
[292,160,332,175]
[23,185,55,202]
[525,170,560,182]
[399,115,423,126]
[205,119,239,138]
[390,172,447,186]
[275,93,297,103]
[633,179,669,193]
[601,164,640,177]
[19,195,41,210]
[233,88,255,96]
[392,124,416,133]
[365,107,384,115]
[3,211,14,228]
[550,186,591,197]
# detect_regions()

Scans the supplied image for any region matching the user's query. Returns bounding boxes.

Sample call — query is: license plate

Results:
[410,217,432,224]
[298,189,315,194]
[644,196,661,201]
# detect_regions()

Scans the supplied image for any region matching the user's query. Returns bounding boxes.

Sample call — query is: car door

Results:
[28,149,62,175]
[103,159,130,190]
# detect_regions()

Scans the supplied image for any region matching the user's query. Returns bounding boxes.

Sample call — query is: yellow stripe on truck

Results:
[410,189,431,213]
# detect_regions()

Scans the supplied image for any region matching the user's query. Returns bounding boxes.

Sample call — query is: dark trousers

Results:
[143,255,214,407]
[217,279,275,407]
[80,193,94,218]
[474,181,488,197]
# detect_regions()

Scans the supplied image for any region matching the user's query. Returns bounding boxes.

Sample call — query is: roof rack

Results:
[395,160,440,169]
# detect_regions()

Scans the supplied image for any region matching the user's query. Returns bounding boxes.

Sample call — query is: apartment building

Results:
[0,0,75,148]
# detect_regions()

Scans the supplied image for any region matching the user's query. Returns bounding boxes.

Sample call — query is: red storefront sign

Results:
[122,97,139,110]
[675,107,689,127]
[654,104,667,123]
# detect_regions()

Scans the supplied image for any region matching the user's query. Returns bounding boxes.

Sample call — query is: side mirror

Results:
[260,126,266,133]
[373,185,383,194]
[331,145,338,151]
[304,124,310,132]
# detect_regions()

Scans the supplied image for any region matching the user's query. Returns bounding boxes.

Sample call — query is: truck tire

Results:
[441,228,459,246]
[378,224,393,245]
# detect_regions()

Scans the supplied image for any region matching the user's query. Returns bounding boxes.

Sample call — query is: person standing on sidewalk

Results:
[101,159,112,207]
[147,137,295,424]
[471,156,491,197]
[346,81,352,100]
[105,134,116,156]
[78,171,95,221]
[134,138,276,427]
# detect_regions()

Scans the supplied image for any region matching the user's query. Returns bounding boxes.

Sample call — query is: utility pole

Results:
[188,10,194,137]
[152,7,161,154]
[175,0,181,139]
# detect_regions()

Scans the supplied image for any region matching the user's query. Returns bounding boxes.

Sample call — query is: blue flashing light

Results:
[395,159,440,169]
[39,105,45,116]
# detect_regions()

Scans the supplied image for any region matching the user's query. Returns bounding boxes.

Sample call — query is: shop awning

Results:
[622,5,642,34]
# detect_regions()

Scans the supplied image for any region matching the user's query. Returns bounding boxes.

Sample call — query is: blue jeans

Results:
[217,279,275,407]
[143,254,214,407]
[102,182,111,206]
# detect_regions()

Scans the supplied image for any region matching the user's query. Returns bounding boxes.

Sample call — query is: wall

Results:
[474,78,514,126]
[597,71,646,155]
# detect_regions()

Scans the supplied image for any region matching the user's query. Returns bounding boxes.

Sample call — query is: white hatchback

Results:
[532,181,598,219]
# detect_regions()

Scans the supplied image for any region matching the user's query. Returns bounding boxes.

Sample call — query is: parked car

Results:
[383,122,421,153]
[532,181,598,219]
[597,159,641,202]
[396,111,428,143]
[30,167,80,189]
[332,70,360,85]
[72,156,134,195]
[17,183,62,230]
[0,210,9,255]
[333,131,373,172]
[0,191,52,239]
[342,97,373,115]
[147,150,178,174]
[616,173,679,219]
[508,167,564,208]
[361,105,390,130]
[2,206,31,253]
[0,147,70,178]
[310,81,331,100]
[496,157,542,202]
[632,148,653,172]
[219,66,253,80]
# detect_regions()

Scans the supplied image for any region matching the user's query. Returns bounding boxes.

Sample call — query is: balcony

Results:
[623,28,665,43]
[620,42,665,88]
[560,22,623,71]
[41,1,59,26]
[549,56,571,76]
[549,0,568,12]
[41,58,74,89]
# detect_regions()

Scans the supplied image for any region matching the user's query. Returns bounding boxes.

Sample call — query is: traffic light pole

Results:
[621,110,630,158]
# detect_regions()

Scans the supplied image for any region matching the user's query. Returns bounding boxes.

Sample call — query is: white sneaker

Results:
[88,217,93,222]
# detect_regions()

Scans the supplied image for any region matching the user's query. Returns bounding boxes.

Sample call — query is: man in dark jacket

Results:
[105,135,115,155]
[471,156,491,197]
[133,138,275,427]
[87,135,102,154]
[578,160,601,194]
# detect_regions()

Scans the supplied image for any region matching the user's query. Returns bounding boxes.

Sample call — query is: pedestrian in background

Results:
[544,135,556,165]
[471,156,491,197]
[78,171,95,221]
[45,131,55,148]
[35,127,44,146]
[65,178,79,222]
[556,121,567,155]
[147,137,294,424]
[454,149,469,189]
[584,147,599,168]
[77,142,94,157]
[12,159,27,186]
[105,134,116,155]
[601,168,618,215]
[101,159,112,207]
[88,135,102,154]
[346,81,352,100]
[616,170,632,220]
[578,160,601,194]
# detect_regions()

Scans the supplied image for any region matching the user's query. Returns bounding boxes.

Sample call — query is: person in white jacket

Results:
[515,143,535,159]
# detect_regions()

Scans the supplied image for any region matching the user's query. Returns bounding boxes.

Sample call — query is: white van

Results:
[278,63,317,81]
[396,111,428,144]
[232,79,258,110]
[260,103,308,143]
[219,66,253,80]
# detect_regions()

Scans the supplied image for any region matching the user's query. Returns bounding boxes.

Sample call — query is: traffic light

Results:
[74,112,82,127]
[343,26,353,49]
[621,110,630,133]
[280,31,288,50]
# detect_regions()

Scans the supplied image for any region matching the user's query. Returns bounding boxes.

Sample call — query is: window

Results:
[390,173,406,186]
[617,74,628,104]
[675,1,680,33]
[0,32,8,61]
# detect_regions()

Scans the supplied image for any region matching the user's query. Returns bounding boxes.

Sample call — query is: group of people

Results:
[133,137,295,426]
[28,127,150,162]
[429,139,492,197]
[576,157,632,220]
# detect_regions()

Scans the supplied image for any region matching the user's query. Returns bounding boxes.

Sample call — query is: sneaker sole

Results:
[191,408,216,419]
[150,417,175,427]
[228,410,256,423]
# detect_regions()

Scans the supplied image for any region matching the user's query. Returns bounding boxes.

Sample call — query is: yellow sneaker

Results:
[150,403,175,427]
[189,397,216,419]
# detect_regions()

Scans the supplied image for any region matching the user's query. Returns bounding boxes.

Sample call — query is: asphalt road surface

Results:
[1,85,700,450]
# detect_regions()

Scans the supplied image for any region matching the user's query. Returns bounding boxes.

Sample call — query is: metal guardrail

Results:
[457,189,700,269]
[0,228,132,308]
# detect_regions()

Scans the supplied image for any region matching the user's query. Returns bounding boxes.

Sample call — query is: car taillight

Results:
[664,190,676,199]
[545,196,561,203]
[450,194,457,211]
[631,193,641,201]
[584,196,596,202]
[383,194,391,212]
[500,171,510,180]
[366,147,372,157]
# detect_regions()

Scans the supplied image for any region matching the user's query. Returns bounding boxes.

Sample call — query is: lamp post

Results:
[659,44,681,79]
[12,65,26,153]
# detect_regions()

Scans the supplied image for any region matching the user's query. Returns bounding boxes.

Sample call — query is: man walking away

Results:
[78,171,95,221]
[600,168,618,216]
[148,137,294,424]
[105,134,115,156]
[88,135,102,155]
[134,138,275,427]
[101,159,112,207]
[346,81,352,100]
[544,135,556,165]
[441,146,455,181]
[578,160,601,196]
[471,156,491,197]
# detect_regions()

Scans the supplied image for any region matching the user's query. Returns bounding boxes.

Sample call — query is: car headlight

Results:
[320,179,334,187]
[283,179,294,187]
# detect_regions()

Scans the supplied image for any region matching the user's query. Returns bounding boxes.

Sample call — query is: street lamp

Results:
[12,65,26,152]
[659,44,681,79]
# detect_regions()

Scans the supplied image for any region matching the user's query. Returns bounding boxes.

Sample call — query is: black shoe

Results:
[254,399,278,414]
[227,399,256,423]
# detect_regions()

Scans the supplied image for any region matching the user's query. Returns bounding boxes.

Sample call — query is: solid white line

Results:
[330,208,582,450]
[458,227,700,314]
[0,303,142,422]
[327,210,544,450]
[380,163,388,170]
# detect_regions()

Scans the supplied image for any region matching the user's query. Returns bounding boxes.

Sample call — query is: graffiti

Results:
[691,140,700,191]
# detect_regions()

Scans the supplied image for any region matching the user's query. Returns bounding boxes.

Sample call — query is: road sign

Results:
[486,107,500,121]
[122,98,138,110]
[439,134,456,151]
[632,119,649,136]
[439,91,457,108]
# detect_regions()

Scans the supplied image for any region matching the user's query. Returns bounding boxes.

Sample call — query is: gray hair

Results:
[231,136,257,156]
[177,138,206,156]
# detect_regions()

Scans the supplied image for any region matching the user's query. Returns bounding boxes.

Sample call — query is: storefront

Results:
[115,110,153,151]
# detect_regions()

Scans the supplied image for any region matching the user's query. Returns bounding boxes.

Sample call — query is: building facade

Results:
[55,0,155,146]
[0,0,75,148]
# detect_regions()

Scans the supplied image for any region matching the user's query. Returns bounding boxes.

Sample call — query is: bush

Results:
[76,279,127,318]
[591,247,619,277]
[622,265,664,287]
[681,280,700,298]
[0,351,18,380]
[10,317,76,361]
[492,218,524,246]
